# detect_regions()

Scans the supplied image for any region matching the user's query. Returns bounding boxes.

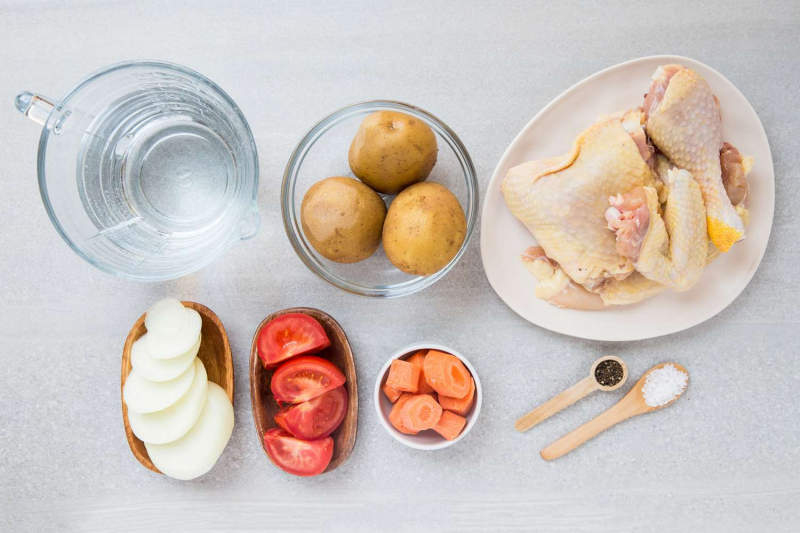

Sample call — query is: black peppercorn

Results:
[594,359,623,387]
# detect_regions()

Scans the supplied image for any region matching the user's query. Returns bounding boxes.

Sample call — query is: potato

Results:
[383,182,467,276]
[301,176,387,263]
[348,111,438,194]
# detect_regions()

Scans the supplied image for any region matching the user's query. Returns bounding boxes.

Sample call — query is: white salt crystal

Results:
[642,364,688,407]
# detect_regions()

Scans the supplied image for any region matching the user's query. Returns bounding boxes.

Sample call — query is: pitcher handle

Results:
[15,91,55,125]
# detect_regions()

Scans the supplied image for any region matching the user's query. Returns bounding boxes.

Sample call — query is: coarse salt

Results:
[642,364,688,407]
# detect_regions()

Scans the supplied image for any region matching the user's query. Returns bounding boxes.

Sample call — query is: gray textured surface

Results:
[1,1,799,531]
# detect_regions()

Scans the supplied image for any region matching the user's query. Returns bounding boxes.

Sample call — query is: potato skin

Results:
[349,111,438,195]
[383,182,467,276]
[301,177,387,263]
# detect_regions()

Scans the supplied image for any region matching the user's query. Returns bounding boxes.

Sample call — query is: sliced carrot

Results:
[389,393,418,434]
[423,350,471,399]
[406,350,434,394]
[400,394,443,432]
[382,382,403,403]
[438,377,475,416]
[433,410,467,441]
[419,391,438,402]
[386,359,420,393]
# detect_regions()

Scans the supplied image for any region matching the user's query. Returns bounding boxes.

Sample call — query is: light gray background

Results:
[1,1,798,531]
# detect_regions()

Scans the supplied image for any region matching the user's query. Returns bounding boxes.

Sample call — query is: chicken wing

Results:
[606,169,707,291]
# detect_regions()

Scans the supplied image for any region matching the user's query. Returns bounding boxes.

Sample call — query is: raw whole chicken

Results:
[503,65,753,309]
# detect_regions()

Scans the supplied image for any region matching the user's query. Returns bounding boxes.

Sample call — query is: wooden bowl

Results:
[120,301,234,474]
[249,308,357,474]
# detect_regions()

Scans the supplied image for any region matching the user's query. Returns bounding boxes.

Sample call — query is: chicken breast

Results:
[502,109,655,290]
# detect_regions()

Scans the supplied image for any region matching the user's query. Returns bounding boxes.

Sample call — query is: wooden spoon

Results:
[540,362,688,461]
[120,301,234,474]
[249,308,357,474]
[515,356,627,432]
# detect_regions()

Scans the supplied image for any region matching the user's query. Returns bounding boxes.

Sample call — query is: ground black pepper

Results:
[594,359,623,387]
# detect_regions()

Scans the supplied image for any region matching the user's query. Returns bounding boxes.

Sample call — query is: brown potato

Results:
[301,177,387,263]
[383,182,467,276]
[348,111,438,195]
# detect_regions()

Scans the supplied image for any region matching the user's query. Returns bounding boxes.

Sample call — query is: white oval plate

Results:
[481,56,774,341]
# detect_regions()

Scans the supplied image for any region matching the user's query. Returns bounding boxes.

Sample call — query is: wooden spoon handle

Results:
[540,403,631,461]
[515,377,598,432]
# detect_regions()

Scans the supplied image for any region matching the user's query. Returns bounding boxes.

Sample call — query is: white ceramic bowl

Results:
[374,342,482,450]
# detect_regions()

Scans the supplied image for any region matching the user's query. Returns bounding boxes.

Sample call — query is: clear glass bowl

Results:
[282,101,478,297]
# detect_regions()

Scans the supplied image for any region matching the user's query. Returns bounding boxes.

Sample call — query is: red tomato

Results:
[271,356,346,403]
[263,428,333,477]
[257,313,331,368]
[274,385,348,440]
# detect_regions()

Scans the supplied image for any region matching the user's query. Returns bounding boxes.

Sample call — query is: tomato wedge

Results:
[271,356,346,403]
[257,313,331,368]
[263,428,333,477]
[274,385,348,440]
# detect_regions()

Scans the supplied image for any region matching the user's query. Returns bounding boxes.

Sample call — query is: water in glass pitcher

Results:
[77,88,236,258]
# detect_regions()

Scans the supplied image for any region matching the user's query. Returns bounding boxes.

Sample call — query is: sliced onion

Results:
[144,298,188,338]
[128,358,208,444]
[123,360,196,414]
[145,383,234,480]
[146,308,202,360]
[131,334,199,382]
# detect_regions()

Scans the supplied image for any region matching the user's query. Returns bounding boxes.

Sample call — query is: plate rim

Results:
[480,54,775,341]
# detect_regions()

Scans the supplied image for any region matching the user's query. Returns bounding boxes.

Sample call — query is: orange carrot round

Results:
[423,350,471,399]
[433,410,467,441]
[388,393,418,434]
[386,359,420,393]
[438,377,475,416]
[382,382,403,403]
[407,350,435,394]
[400,394,443,432]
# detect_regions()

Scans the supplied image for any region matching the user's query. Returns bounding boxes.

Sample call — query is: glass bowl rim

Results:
[34,59,260,281]
[281,100,479,298]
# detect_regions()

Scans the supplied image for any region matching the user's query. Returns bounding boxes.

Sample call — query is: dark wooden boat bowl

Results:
[249,307,358,474]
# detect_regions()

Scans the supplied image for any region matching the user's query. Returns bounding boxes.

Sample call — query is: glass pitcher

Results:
[15,60,260,281]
